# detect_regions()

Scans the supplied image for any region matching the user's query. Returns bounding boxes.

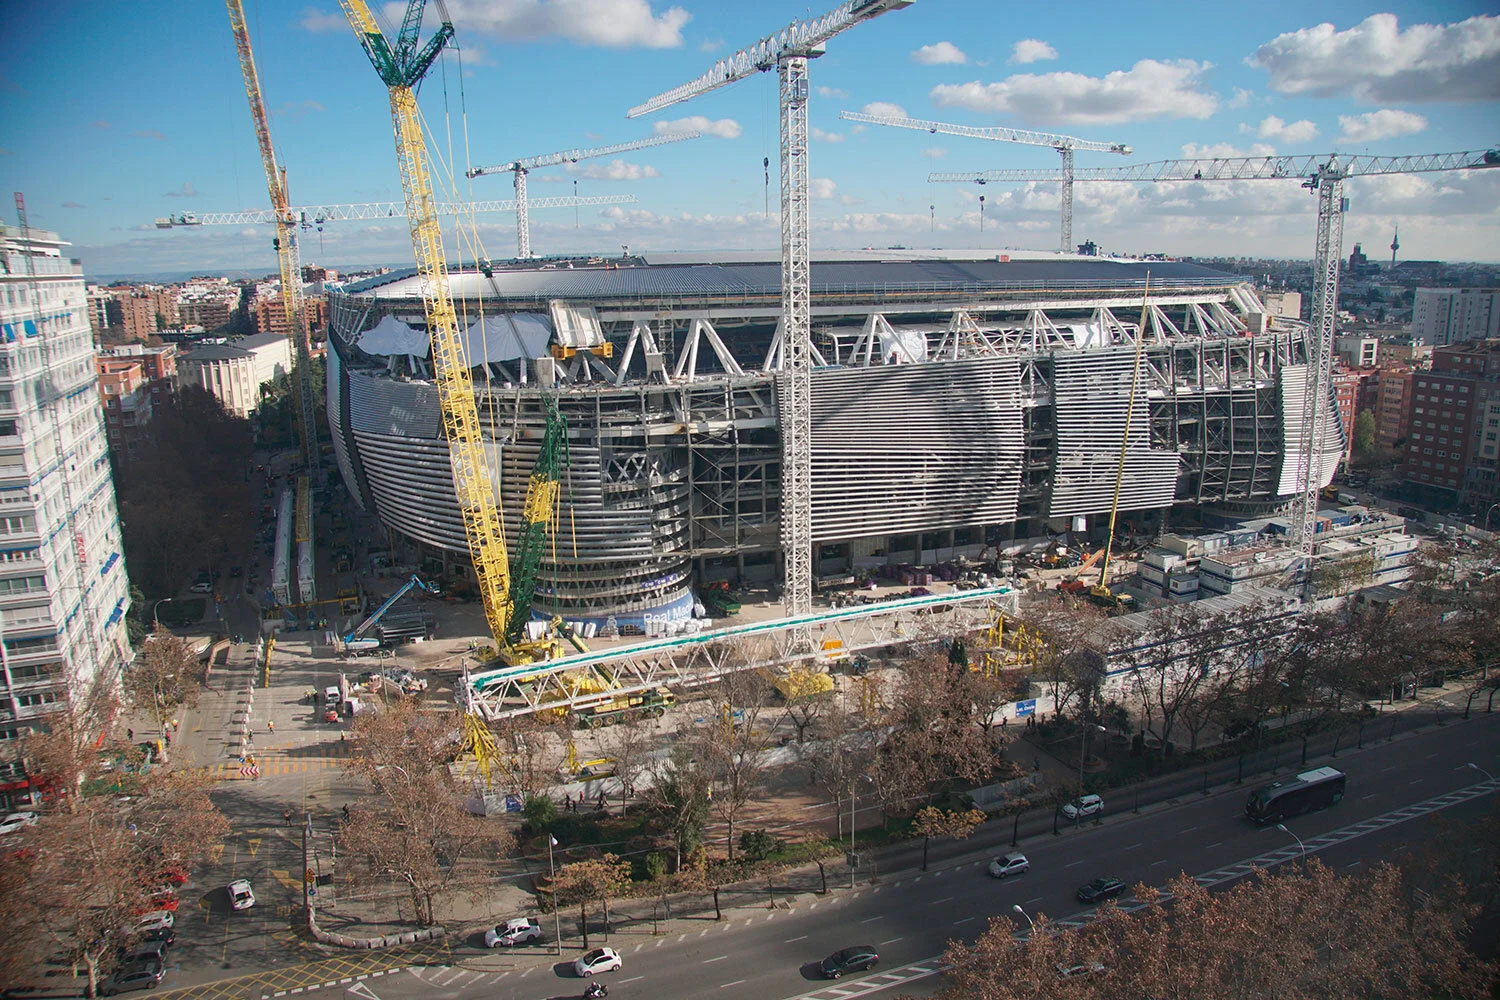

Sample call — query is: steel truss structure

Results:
[153,194,636,229]
[464,586,1021,720]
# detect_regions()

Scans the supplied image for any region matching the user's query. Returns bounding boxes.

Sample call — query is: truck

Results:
[575,688,676,728]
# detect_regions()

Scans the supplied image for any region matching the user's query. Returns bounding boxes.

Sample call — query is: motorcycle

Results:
[583,983,608,999]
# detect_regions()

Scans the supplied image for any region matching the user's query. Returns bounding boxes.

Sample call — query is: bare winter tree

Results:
[694,669,775,860]
[120,625,204,760]
[551,854,632,950]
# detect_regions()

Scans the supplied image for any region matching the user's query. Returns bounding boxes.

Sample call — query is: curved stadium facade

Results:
[325,250,1341,627]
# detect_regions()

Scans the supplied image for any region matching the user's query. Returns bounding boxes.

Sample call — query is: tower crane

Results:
[627,0,914,633]
[839,110,1131,253]
[153,193,636,229]
[226,0,318,470]
[466,131,701,258]
[336,0,521,665]
[931,147,1500,573]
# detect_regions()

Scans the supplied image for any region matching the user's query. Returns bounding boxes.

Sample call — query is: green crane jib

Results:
[504,397,570,648]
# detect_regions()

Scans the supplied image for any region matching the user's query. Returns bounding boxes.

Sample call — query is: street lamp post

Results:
[1485,503,1499,532]
[548,833,562,955]
[1077,724,1106,796]
[1276,823,1306,864]
[1011,903,1036,933]
[1466,762,1495,781]
[848,774,872,889]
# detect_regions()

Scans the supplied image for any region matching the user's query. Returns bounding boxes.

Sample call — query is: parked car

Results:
[1076,876,1127,904]
[100,956,164,996]
[1057,961,1106,978]
[137,926,176,948]
[156,864,189,886]
[573,946,622,977]
[227,879,255,910]
[0,811,39,836]
[143,889,179,913]
[484,917,542,947]
[189,573,213,594]
[988,852,1030,879]
[820,945,880,979]
[1061,794,1104,820]
[134,910,175,933]
[122,939,171,964]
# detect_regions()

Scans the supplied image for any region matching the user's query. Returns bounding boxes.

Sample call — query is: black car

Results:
[820,945,879,979]
[1076,876,1127,904]
[100,956,164,995]
[138,926,176,948]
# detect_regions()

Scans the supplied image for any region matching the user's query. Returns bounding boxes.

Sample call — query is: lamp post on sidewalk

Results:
[548,833,562,955]
[1276,823,1306,864]
[1467,762,1495,781]
[1077,724,1106,793]
[1011,903,1036,933]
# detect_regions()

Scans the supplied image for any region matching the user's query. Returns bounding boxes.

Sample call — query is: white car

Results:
[228,879,256,910]
[0,811,39,836]
[484,917,542,947]
[573,946,622,977]
[1061,794,1104,820]
[988,851,1030,879]
[135,910,175,932]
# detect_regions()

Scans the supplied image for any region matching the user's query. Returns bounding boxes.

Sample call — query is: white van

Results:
[324,685,341,708]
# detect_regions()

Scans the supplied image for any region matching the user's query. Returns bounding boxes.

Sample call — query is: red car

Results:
[146,890,180,912]
[157,865,189,886]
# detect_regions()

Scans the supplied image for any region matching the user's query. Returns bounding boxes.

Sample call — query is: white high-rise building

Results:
[0,219,132,779]
[1411,287,1500,346]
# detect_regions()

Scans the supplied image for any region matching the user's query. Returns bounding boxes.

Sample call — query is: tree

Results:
[1351,410,1378,464]
[551,854,631,950]
[645,746,711,870]
[489,713,570,805]
[694,670,774,860]
[777,665,835,743]
[1022,596,1110,719]
[596,714,653,811]
[339,702,513,926]
[120,626,204,761]
[929,860,1494,1000]
[807,705,877,842]
[911,806,986,871]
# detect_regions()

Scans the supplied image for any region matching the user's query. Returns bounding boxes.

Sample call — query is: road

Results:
[198,709,1495,1000]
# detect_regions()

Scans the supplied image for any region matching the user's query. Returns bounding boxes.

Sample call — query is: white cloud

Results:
[1009,39,1057,64]
[811,127,845,144]
[810,178,838,200]
[163,182,199,198]
[1228,87,1254,109]
[861,101,908,119]
[437,0,690,49]
[697,37,722,53]
[298,7,347,32]
[816,86,849,99]
[912,41,967,65]
[1337,109,1428,143]
[1250,13,1500,102]
[921,147,946,159]
[1245,115,1319,143]
[930,59,1218,126]
[652,115,740,139]
[565,159,660,181]
[1181,142,1277,158]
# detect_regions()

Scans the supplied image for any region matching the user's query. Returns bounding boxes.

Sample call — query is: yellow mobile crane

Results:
[225,0,319,470]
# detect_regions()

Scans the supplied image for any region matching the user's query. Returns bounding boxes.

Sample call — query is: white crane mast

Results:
[931,145,1500,578]
[466,131,701,258]
[627,0,913,637]
[841,109,1131,253]
[154,193,637,228]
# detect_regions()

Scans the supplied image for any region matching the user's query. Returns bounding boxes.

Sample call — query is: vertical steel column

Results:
[779,55,814,634]
[1058,146,1075,254]
[1292,165,1345,561]
[514,169,530,258]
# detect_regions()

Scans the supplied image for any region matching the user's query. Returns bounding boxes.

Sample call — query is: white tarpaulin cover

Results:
[357,312,553,364]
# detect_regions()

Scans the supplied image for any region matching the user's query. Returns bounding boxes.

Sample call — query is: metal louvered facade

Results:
[326,252,1334,625]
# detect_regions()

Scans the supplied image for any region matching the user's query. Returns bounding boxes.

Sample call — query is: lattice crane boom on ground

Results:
[152,194,636,229]
[504,396,570,650]
[840,110,1130,253]
[932,146,1500,577]
[627,0,914,644]
[226,0,318,470]
[467,131,701,258]
[337,0,521,669]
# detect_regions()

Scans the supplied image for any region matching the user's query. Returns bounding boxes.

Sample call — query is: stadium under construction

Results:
[324,249,1343,629]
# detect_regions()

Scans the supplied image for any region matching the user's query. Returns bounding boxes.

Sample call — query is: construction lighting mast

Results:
[466,131,701,258]
[153,193,636,229]
[226,0,318,470]
[627,0,914,632]
[839,110,1130,253]
[337,0,518,657]
[931,147,1500,566]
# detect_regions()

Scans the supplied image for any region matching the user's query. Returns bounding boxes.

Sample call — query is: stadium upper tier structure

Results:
[325,249,1342,628]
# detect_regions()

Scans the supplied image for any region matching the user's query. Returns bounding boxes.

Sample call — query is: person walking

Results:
[267,720,275,734]
[126,728,133,742]
[283,809,293,827]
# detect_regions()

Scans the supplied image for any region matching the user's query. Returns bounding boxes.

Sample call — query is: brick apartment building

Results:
[1376,368,1413,452]
[252,292,328,340]
[95,344,178,459]
[1401,339,1500,503]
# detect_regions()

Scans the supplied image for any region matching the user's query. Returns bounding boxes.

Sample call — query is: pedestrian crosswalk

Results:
[205,742,357,780]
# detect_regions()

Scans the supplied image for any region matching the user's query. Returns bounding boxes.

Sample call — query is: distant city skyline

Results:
[2,1,1497,275]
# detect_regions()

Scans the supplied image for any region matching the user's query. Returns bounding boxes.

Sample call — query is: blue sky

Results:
[1,1,1497,279]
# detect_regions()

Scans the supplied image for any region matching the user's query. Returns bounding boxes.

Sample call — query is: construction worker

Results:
[267,720,275,734]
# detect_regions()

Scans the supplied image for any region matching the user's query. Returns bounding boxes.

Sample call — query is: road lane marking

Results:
[619,976,644,984]
[703,955,728,963]
[1362,793,1376,799]
[860,915,884,922]
[721,981,745,989]
[1024,897,1042,905]
[1205,842,1222,849]
[1150,860,1169,866]
[1122,842,1142,850]
[953,916,975,925]
[1181,826,1198,834]
[786,935,808,943]
[928,896,952,905]
[879,937,903,945]
[1064,860,1084,868]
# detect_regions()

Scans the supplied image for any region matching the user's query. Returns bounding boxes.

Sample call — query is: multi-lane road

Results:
[246,710,1496,1000]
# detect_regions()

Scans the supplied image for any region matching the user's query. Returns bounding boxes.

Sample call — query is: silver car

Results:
[988,851,1030,878]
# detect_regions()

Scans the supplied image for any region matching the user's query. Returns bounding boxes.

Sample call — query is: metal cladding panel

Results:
[807,358,1023,541]
[1049,350,1181,518]
[347,369,444,439]
[324,345,366,511]
[1276,364,1344,496]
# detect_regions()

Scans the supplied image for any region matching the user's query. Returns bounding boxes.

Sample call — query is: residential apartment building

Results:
[1335,335,1378,368]
[176,284,240,332]
[106,291,157,340]
[1401,339,1500,501]
[1411,287,1500,346]
[95,344,177,459]
[0,222,132,799]
[1376,368,1413,451]
[252,288,327,340]
[179,331,291,418]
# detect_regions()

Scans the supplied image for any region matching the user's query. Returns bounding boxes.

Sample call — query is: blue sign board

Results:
[1015,699,1037,718]
[504,794,523,813]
